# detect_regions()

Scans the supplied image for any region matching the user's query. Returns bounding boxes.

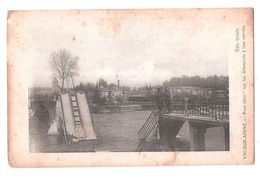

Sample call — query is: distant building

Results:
[29,87,54,101]
[168,86,213,99]
[211,90,229,98]
[127,85,155,102]
[99,80,123,103]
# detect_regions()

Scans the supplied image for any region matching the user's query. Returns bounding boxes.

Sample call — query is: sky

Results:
[13,10,230,88]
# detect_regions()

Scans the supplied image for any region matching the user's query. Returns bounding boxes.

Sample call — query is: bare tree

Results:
[50,49,79,91]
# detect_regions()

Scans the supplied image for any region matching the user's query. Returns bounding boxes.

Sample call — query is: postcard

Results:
[8,8,254,166]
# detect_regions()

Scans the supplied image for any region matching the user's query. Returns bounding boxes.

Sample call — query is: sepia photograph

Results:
[8,9,253,166]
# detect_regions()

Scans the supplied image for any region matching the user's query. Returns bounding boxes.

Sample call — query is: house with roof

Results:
[99,80,123,103]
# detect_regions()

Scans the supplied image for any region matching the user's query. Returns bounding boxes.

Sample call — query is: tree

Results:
[162,75,228,90]
[50,49,79,91]
[92,83,106,105]
[85,82,96,92]
[77,82,84,91]
[98,78,107,88]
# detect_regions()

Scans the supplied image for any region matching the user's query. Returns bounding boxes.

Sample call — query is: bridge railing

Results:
[171,97,229,120]
[137,109,159,140]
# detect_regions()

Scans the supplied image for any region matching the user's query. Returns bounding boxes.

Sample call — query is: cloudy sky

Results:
[13,10,230,87]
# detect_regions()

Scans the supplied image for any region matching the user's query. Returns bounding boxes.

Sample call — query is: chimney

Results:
[118,80,120,87]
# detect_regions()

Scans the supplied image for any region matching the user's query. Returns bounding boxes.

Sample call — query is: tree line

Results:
[162,75,229,90]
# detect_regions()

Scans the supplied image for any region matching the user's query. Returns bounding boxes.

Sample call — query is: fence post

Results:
[184,98,189,116]
[189,122,207,151]
[224,125,230,151]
